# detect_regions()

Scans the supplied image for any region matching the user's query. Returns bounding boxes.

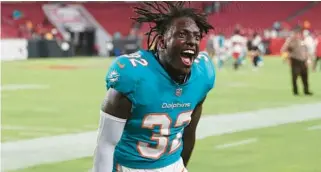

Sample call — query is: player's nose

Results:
[185,36,197,48]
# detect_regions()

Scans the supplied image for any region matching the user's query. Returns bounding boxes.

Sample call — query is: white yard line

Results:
[0,84,50,91]
[1,102,321,171]
[1,125,74,133]
[196,103,321,139]
[215,138,258,150]
[306,125,321,131]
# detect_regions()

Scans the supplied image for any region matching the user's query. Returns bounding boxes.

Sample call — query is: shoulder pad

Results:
[195,51,216,90]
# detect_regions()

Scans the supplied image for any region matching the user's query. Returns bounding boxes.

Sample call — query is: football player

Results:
[93,2,215,172]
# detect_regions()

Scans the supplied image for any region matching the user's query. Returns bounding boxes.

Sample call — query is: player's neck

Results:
[165,66,189,84]
[156,53,189,84]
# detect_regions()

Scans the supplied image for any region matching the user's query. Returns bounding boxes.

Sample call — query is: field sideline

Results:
[2,102,321,171]
[1,56,321,171]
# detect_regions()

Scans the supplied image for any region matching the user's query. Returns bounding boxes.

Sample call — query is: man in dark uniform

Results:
[281,26,313,96]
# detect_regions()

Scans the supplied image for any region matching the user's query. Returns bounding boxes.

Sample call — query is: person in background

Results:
[313,31,321,72]
[248,32,264,69]
[303,30,316,66]
[214,32,226,70]
[12,10,22,20]
[206,34,216,59]
[303,20,311,30]
[230,29,247,70]
[281,26,313,96]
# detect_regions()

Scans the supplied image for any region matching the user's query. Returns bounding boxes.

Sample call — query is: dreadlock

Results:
[131,2,214,52]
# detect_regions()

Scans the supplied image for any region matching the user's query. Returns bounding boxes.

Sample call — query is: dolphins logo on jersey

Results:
[108,70,120,83]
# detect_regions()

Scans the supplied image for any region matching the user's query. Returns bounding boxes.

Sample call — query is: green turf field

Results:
[1,56,321,171]
[13,119,321,172]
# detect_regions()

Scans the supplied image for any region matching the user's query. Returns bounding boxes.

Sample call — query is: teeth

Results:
[183,50,195,55]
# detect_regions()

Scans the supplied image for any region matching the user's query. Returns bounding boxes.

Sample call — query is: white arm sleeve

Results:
[92,110,126,172]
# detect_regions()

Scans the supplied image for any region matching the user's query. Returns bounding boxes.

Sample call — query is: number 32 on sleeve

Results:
[123,53,148,67]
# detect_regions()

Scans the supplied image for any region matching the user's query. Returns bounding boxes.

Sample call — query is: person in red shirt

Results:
[313,32,321,72]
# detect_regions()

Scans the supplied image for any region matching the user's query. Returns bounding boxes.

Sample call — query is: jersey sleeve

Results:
[105,56,138,103]
[197,52,216,91]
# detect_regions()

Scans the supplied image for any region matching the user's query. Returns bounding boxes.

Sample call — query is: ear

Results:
[158,35,166,49]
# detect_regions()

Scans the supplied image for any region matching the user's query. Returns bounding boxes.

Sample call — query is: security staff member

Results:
[281,27,313,96]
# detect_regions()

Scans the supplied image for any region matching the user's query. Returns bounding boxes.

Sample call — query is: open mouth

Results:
[180,50,196,67]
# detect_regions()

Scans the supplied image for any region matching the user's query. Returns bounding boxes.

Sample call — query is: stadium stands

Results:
[288,2,321,32]
[1,1,320,53]
[1,1,319,39]
[1,2,56,39]
[83,2,138,36]
[207,1,309,35]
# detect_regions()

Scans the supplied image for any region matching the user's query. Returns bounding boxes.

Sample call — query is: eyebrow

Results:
[181,29,200,35]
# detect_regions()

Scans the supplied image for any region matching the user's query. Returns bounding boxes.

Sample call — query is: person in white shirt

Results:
[230,30,247,70]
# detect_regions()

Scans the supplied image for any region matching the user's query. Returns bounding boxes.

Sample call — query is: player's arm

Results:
[93,56,137,172]
[181,52,215,167]
[92,89,132,172]
[181,98,206,167]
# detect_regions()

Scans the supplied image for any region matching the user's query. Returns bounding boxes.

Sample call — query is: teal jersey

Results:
[105,50,216,170]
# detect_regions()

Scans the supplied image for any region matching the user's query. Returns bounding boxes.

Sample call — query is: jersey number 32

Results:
[137,111,192,159]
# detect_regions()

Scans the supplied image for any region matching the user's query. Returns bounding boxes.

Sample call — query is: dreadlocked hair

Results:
[131,2,214,52]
